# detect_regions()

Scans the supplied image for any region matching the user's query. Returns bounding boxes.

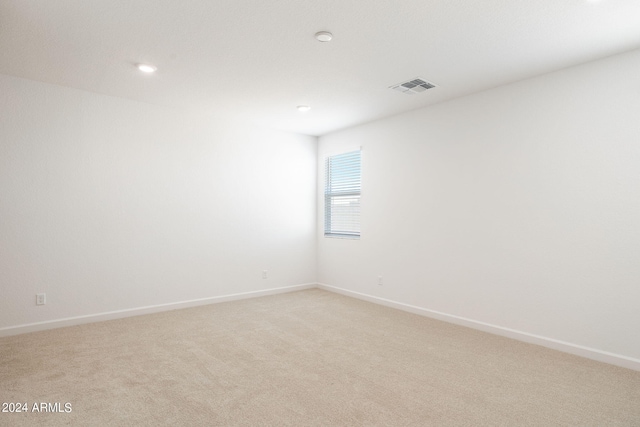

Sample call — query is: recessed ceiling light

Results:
[315,31,333,42]
[137,64,157,73]
[297,105,311,112]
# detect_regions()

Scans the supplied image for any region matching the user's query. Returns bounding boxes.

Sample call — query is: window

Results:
[324,150,361,238]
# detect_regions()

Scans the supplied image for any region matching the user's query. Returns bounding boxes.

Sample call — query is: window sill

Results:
[324,234,360,240]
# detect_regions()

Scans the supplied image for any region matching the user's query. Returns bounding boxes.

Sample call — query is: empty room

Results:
[1,0,639,425]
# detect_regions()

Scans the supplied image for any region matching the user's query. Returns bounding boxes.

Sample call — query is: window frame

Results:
[324,149,361,239]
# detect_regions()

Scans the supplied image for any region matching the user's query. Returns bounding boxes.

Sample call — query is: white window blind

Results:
[324,150,361,238]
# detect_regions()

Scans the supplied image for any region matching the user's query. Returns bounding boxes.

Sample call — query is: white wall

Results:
[0,74,317,332]
[318,48,640,365]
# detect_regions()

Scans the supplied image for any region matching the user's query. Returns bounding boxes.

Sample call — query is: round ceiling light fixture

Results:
[137,63,157,73]
[315,31,333,42]
[296,105,311,112]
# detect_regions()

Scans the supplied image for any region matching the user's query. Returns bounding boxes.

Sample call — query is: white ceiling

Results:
[1,0,640,136]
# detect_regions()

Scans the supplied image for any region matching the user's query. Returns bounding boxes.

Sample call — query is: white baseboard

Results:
[5,282,639,372]
[317,283,640,372]
[0,283,316,338]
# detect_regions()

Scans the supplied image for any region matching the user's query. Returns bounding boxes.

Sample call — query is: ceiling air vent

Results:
[389,77,437,95]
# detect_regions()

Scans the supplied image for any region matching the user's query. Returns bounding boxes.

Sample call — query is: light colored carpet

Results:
[1,289,639,426]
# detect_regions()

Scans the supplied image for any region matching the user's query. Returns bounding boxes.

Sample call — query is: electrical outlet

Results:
[378,276,383,286]
[262,270,268,279]
[36,293,46,305]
